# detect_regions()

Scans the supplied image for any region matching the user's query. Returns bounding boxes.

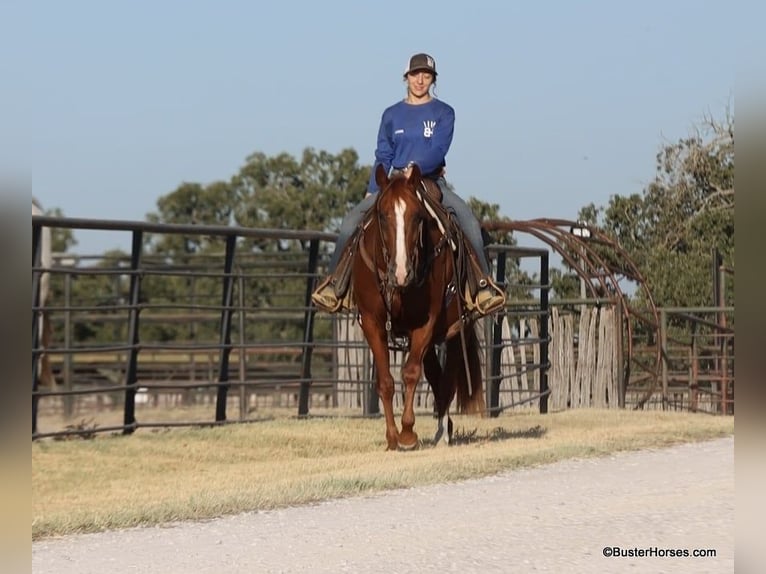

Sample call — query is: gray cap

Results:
[404,53,437,77]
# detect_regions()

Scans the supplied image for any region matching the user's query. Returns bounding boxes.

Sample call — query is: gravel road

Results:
[33,437,733,574]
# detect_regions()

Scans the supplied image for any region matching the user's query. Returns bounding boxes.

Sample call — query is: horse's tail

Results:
[447,324,485,415]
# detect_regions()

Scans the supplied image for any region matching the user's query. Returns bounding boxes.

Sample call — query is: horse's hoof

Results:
[398,433,419,450]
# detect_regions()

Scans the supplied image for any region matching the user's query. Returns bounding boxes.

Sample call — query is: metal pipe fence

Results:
[32,216,552,439]
[33,215,733,439]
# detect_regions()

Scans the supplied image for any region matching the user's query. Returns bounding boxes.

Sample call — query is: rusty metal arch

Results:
[484,219,661,408]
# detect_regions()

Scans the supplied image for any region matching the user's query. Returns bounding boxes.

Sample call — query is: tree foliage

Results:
[146,180,236,258]
[578,112,734,308]
[231,148,370,252]
[42,206,77,253]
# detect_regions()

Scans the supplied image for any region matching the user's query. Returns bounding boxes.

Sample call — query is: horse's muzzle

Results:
[388,261,415,288]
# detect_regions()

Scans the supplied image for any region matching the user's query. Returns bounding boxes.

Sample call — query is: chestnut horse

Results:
[352,164,484,450]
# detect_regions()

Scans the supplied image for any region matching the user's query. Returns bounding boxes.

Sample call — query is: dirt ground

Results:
[32,437,733,574]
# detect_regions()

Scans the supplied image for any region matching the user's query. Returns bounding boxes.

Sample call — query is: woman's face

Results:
[406,71,434,99]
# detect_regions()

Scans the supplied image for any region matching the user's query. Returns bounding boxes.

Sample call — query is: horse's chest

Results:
[388,291,431,328]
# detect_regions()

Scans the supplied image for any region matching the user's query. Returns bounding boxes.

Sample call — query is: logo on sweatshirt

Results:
[423,121,435,138]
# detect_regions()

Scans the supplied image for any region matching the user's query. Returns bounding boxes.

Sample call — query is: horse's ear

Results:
[407,163,422,185]
[375,164,388,189]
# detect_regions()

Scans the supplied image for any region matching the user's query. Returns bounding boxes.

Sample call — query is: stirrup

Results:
[474,289,506,315]
[464,280,506,316]
[312,278,343,313]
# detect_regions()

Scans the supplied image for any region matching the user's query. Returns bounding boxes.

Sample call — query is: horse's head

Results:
[373,163,428,288]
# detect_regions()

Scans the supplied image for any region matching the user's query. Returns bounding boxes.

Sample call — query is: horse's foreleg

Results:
[398,355,421,449]
[399,330,434,450]
[360,320,399,450]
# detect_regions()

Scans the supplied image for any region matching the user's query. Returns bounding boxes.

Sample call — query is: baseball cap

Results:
[403,53,437,77]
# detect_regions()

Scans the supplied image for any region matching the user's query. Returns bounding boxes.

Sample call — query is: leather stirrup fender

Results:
[333,223,367,298]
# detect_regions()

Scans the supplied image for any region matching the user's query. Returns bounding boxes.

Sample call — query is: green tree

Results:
[549,267,580,300]
[64,250,132,344]
[41,206,77,253]
[231,147,369,251]
[142,148,370,346]
[146,180,236,257]
[579,113,734,308]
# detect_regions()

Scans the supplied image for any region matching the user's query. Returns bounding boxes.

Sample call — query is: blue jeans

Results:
[439,181,490,275]
[328,179,490,275]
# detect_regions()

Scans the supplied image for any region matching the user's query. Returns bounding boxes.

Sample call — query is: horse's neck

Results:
[356,216,382,276]
[419,179,443,204]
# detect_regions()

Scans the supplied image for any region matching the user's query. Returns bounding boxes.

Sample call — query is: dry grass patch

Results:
[32,409,733,539]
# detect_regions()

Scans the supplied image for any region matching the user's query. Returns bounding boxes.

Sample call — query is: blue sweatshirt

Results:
[367,98,455,193]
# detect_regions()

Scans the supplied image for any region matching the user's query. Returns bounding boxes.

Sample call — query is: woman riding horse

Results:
[312,52,505,315]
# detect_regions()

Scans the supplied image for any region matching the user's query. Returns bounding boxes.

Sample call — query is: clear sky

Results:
[14,0,746,255]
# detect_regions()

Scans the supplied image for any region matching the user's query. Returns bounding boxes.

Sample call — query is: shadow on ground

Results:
[424,425,547,447]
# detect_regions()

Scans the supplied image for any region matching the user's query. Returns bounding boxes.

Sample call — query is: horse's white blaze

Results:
[394,198,407,285]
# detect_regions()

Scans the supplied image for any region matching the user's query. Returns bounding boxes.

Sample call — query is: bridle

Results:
[359,177,452,336]
[375,181,426,286]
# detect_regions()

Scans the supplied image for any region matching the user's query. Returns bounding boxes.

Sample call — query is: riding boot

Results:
[473,278,506,315]
[461,243,506,316]
[311,276,344,312]
[463,278,506,315]
[311,237,358,313]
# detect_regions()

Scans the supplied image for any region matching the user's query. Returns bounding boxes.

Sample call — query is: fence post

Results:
[717,258,730,414]
[488,250,507,417]
[64,273,74,418]
[539,251,550,414]
[215,235,238,422]
[122,231,144,434]
[660,309,668,409]
[238,272,247,420]
[298,239,320,416]
[32,222,43,435]
[615,297,625,408]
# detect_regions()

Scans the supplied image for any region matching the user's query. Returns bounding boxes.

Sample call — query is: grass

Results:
[32,408,734,540]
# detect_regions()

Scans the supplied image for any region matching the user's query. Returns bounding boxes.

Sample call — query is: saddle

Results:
[332,178,486,309]
[415,179,486,302]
